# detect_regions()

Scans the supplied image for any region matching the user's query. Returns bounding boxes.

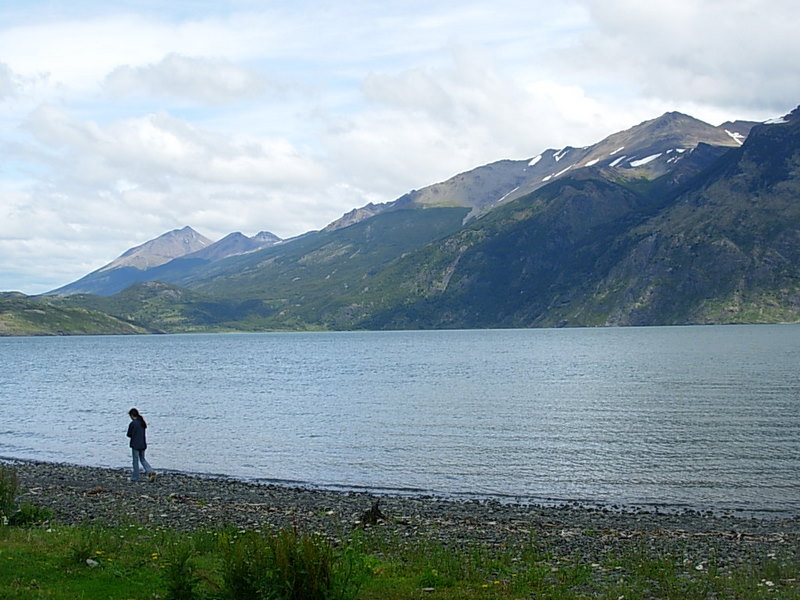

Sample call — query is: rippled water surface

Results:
[2,325,798,516]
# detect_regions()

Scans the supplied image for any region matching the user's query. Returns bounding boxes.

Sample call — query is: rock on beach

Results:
[7,459,799,568]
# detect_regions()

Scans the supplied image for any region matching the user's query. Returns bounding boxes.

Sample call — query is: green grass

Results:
[0,296,150,336]
[1,464,797,599]
[1,523,797,600]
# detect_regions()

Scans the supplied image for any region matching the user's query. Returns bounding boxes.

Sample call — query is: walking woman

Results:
[127,408,156,482]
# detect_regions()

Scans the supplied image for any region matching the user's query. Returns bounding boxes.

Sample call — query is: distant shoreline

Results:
[5,458,799,568]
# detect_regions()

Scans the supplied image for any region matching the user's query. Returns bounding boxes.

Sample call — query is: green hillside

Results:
[345,173,675,329]
[352,114,800,329]
[45,207,471,332]
[171,205,472,329]
[0,294,150,336]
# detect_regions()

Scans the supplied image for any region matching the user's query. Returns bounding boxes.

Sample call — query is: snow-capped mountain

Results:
[325,111,757,230]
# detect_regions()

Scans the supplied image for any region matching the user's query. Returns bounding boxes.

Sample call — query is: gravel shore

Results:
[7,459,799,569]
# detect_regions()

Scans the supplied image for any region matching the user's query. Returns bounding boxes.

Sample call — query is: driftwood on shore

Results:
[6,459,800,568]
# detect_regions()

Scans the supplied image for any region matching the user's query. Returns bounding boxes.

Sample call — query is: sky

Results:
[1,0,799,294]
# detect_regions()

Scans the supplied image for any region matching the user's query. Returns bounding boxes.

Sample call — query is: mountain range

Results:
[49,227,281,296]
[4,105,799,334]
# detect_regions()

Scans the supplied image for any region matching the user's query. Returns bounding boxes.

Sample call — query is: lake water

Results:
[1,325,798,517]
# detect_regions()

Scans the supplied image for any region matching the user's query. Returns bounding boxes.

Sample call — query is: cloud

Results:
[24,106,327,188]
[0,62,17,99]
[0,181,125,292]
[0,11,297,100]
[570,0,800,114]
[104,53,270,104]
[326,45,635,196]
[9,105,344,274]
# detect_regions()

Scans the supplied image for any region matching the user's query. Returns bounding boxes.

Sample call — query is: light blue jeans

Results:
[131,448,153,481]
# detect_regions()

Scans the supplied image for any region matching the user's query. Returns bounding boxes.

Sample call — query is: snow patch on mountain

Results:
[724,129,745,145]
[609,155,627,168]
[555,165,573,177]
[630,153,662,167]
[497,186,520,203]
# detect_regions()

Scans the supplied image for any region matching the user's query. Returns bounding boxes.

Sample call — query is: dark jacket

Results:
[127,418,147,450]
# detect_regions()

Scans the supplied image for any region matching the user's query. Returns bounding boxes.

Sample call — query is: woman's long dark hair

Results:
[128,408,147,429]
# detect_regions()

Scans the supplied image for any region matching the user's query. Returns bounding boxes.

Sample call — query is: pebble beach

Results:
[6,459,799,570]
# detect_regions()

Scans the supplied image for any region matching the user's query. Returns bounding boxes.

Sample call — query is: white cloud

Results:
[104,53,270,105]
[0,62,17,99]
[24,106,327,188]
[569,0,800,115]
[0,102,375,291]
[329,46,633,195]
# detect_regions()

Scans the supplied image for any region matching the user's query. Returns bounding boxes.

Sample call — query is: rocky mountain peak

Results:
[320,110,761,233]
[99,226,213,272]
[252,231,281,244]
[182,230,281,262]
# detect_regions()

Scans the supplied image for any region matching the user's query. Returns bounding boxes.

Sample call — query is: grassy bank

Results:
[2,520,798,599]
[2,463,799,599]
